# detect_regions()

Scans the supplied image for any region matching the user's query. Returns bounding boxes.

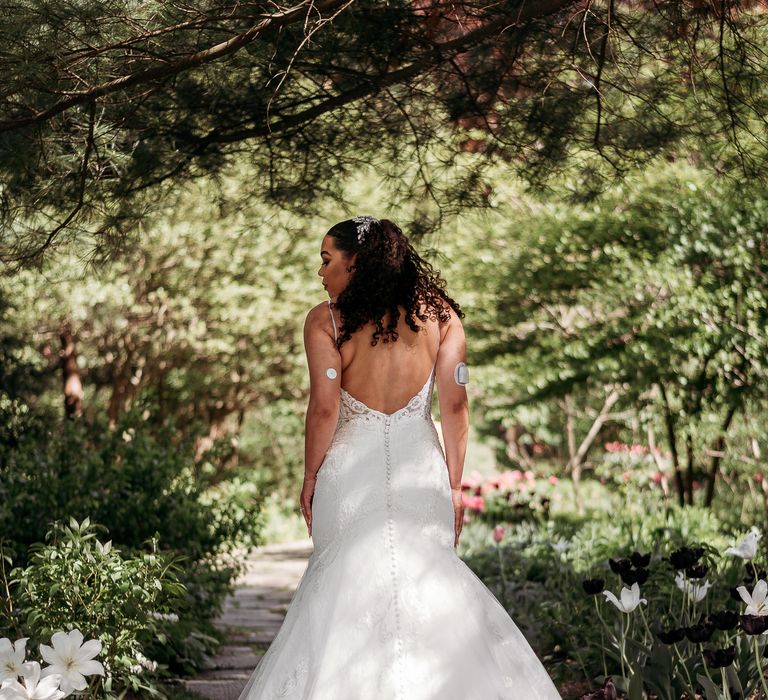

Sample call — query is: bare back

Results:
[328,302,440,415]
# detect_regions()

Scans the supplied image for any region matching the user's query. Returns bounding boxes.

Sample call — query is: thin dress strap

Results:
[327,299,338,343]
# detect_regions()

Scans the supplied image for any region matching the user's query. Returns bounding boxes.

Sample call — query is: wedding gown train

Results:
[238,345,562,698]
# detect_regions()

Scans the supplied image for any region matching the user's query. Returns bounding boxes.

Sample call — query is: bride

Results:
[237,217,562,699]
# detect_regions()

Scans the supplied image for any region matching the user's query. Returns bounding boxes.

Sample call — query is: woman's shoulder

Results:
[304,300,332,329]
[434,296,462,324]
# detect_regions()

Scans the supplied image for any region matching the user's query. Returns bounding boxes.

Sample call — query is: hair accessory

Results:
[353,215,378,245]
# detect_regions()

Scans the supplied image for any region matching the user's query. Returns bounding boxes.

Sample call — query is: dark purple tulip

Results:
[685,563,709,579]
[669,546,704,570]
[729,586,744,602]
[630,551,651,568]
[740,615,768,635]
[657,627,687,644]
[609,557,633,575]
[582,578,605,595]
[708,610,739,631]
[744,563,767,584]
[703,645,736,669]
[620,568,639,585]
[634,567,649,585]
[685,621,715,643]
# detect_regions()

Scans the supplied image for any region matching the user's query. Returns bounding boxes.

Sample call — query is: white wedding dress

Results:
[237,305,562,700]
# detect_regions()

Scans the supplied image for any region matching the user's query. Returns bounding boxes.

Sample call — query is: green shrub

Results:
[2,518,185,698]
[0,399,263,676]
[461,494,766,698]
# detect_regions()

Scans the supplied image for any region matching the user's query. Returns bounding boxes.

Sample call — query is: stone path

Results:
[179,539,313,700]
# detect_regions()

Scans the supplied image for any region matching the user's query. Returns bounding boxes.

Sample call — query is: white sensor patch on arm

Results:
[454,362,469,385]
[325,368,338,380]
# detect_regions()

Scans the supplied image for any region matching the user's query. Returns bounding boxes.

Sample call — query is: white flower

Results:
[0,661,64,700]
[149,612,179,623]
[736,579,768,616]
[674,572,712,602]
[39,630,104,695]
[0,638,34,685]
[725,527,762,560]
[550,538,570,554]
[134,653,157,672]
[602,582,647,613]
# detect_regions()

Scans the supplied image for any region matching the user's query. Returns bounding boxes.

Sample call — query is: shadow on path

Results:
[179,539,313,700]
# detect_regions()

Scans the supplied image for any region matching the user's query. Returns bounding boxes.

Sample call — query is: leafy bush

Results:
[0,398,264,675]
[460,486,766,697]
[1,518,184,698]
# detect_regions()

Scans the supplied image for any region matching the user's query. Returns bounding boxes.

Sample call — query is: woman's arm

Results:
[303,306,342,481]
[435,308,469,490]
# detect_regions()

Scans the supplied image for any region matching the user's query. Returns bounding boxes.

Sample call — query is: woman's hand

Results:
[450,486,464,548]
[300,475,316,537]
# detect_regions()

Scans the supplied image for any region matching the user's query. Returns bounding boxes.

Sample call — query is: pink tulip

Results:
[493,525,506,543]
[548,475,559,485]
[461,469,483,491]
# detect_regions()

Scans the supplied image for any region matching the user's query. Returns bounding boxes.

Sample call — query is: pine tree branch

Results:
[0,0,350,132]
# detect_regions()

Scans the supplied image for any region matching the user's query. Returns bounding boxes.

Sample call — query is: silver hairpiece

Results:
[353,215,378,245]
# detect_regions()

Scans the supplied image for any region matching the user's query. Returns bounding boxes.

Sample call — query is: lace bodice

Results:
[338,368,436,428]
[326,299,437,429]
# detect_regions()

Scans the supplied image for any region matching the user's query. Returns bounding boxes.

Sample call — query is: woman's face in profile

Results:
[318,234,355,300]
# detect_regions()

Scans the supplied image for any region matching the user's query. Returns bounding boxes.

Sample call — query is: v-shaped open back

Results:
[340,363,436,419]
[327,300,437,423]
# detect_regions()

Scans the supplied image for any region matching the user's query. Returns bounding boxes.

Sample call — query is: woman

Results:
[237,217,561,699]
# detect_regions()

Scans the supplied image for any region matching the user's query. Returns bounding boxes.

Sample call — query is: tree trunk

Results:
[563,393,583,514]
[107,348,134,429]
[658,382,685,508]
[647,423,671,500]
[704,404,738,507]
[59,321,83,418]
[565,388,625,515]
[685,429,695,506]
[501,423,534,469]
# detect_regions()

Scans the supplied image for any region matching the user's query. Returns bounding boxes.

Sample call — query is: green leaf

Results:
[628,666,644,700]
[695,673,724,700]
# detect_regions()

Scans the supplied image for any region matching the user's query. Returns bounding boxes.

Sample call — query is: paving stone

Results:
[179,679,248,700]
[177,540,311,700]
[191,669,256,681]
[211,653,263,670]
[213,645,253,657]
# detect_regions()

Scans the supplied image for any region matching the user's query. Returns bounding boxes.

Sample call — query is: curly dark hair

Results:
[327,217,464,348]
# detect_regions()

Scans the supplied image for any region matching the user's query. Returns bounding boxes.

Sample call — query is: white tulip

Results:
[39,631,104,695]
[0,638,34,685]
[602,582,647,613]
[0,661,64,700]
[725,526,762,560]
[736,579,768,616]
[674,572,712,602]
